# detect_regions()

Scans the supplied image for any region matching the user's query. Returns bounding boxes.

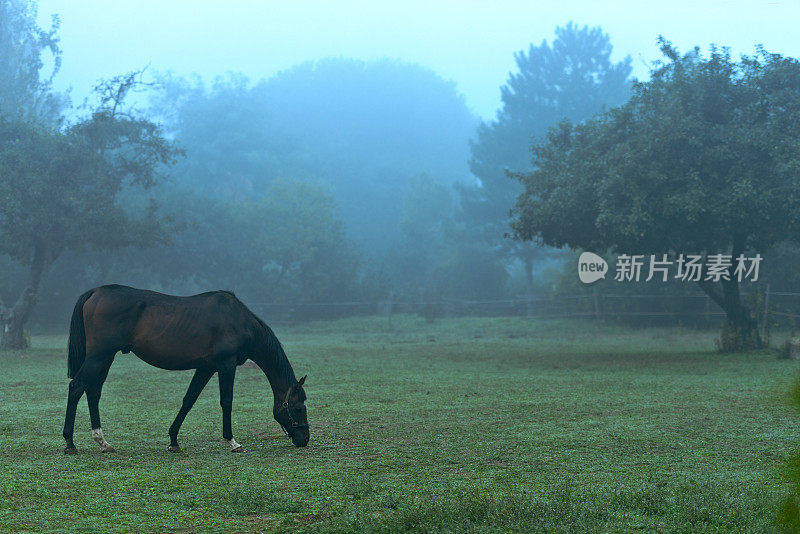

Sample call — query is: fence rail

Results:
[245,289,800,328]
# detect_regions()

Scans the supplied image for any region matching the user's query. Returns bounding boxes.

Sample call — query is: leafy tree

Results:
[150,72,303,199]
[461,22,632,297]
[0,0,64,121]
[154,59,478,255]
[512,41,800,350]
[395,173,455,292]
[0,72,181,349]
[101,178,360,314]
[393,173,507,312]
[239,179,360,306]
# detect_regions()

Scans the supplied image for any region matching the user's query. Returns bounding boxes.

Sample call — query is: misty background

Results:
[33,1,800,121]
[3,0,800,337]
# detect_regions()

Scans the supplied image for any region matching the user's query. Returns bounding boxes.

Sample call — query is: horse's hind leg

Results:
[62,376,86,453]
[83,353,116,452]
[62,351,113,452]
[168,368,214,452]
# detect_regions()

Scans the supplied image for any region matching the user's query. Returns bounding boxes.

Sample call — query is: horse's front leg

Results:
[218,363,244,452]
[168,367,214,452]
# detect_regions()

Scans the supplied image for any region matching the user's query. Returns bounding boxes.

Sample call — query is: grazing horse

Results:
[62,284,309,453]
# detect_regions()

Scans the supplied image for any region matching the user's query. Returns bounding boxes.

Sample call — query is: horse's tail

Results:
[67,289,94,379]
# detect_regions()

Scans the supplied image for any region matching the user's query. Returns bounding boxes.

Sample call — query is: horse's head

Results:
[274,375,309,447]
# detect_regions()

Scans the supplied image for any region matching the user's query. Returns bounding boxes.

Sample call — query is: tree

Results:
[0,72,181,349]
[154,59,478,256]
[460,23,632,298]
[0,0,64,122]
[239,179,360,307]
[149,72,299,200]
[511,41,800,350]
[395,173,455,292]
[108,178,360,313]
[392,173,508,313]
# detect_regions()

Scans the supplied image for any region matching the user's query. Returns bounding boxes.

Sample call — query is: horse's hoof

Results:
[167,445,182,453]
[231,446,246,453]
[64,447,78,455]
[101,446,116,453]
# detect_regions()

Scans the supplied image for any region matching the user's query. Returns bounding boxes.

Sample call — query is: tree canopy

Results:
[463,23,632,236]
[0,0,63,121]
[154,59,478,255]
[512,40,800,348]
[0,29,181,348]
[460,22,632,296]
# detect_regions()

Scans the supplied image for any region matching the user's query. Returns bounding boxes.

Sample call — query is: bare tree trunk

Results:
[0,287,37,349]
[0,241,53,350]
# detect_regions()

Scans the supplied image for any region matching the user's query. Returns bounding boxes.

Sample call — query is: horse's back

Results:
[82,285,255,369]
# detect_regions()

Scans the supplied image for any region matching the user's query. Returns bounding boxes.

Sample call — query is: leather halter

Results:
[279,387,309,432]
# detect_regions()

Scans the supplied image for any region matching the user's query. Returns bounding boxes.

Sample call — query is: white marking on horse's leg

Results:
[92,428,114,452]
[228,438,243,451]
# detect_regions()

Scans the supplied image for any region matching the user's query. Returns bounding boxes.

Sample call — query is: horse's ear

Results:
[297,375,307,388]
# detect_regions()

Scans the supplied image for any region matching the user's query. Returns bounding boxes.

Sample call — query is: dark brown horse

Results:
[62,284,309,453]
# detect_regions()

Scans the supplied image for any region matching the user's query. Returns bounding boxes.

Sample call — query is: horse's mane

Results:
[247,307,300,391]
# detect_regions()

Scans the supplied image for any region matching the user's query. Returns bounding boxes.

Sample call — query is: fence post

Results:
[762,284,770,341]
[387,291,394,329]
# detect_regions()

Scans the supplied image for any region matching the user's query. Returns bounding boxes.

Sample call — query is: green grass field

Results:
[1,316,798,533]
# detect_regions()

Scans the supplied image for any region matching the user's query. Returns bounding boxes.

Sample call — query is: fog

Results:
[37,0,800,119]
[3,0,800,338]
[7,3,800,528]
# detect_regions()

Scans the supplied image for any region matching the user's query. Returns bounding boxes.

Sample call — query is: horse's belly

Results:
[131,346,210,371]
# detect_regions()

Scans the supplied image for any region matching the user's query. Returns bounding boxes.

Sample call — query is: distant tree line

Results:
[4,0,800,352]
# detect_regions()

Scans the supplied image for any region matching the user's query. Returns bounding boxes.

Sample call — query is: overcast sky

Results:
[36,0,800,120]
